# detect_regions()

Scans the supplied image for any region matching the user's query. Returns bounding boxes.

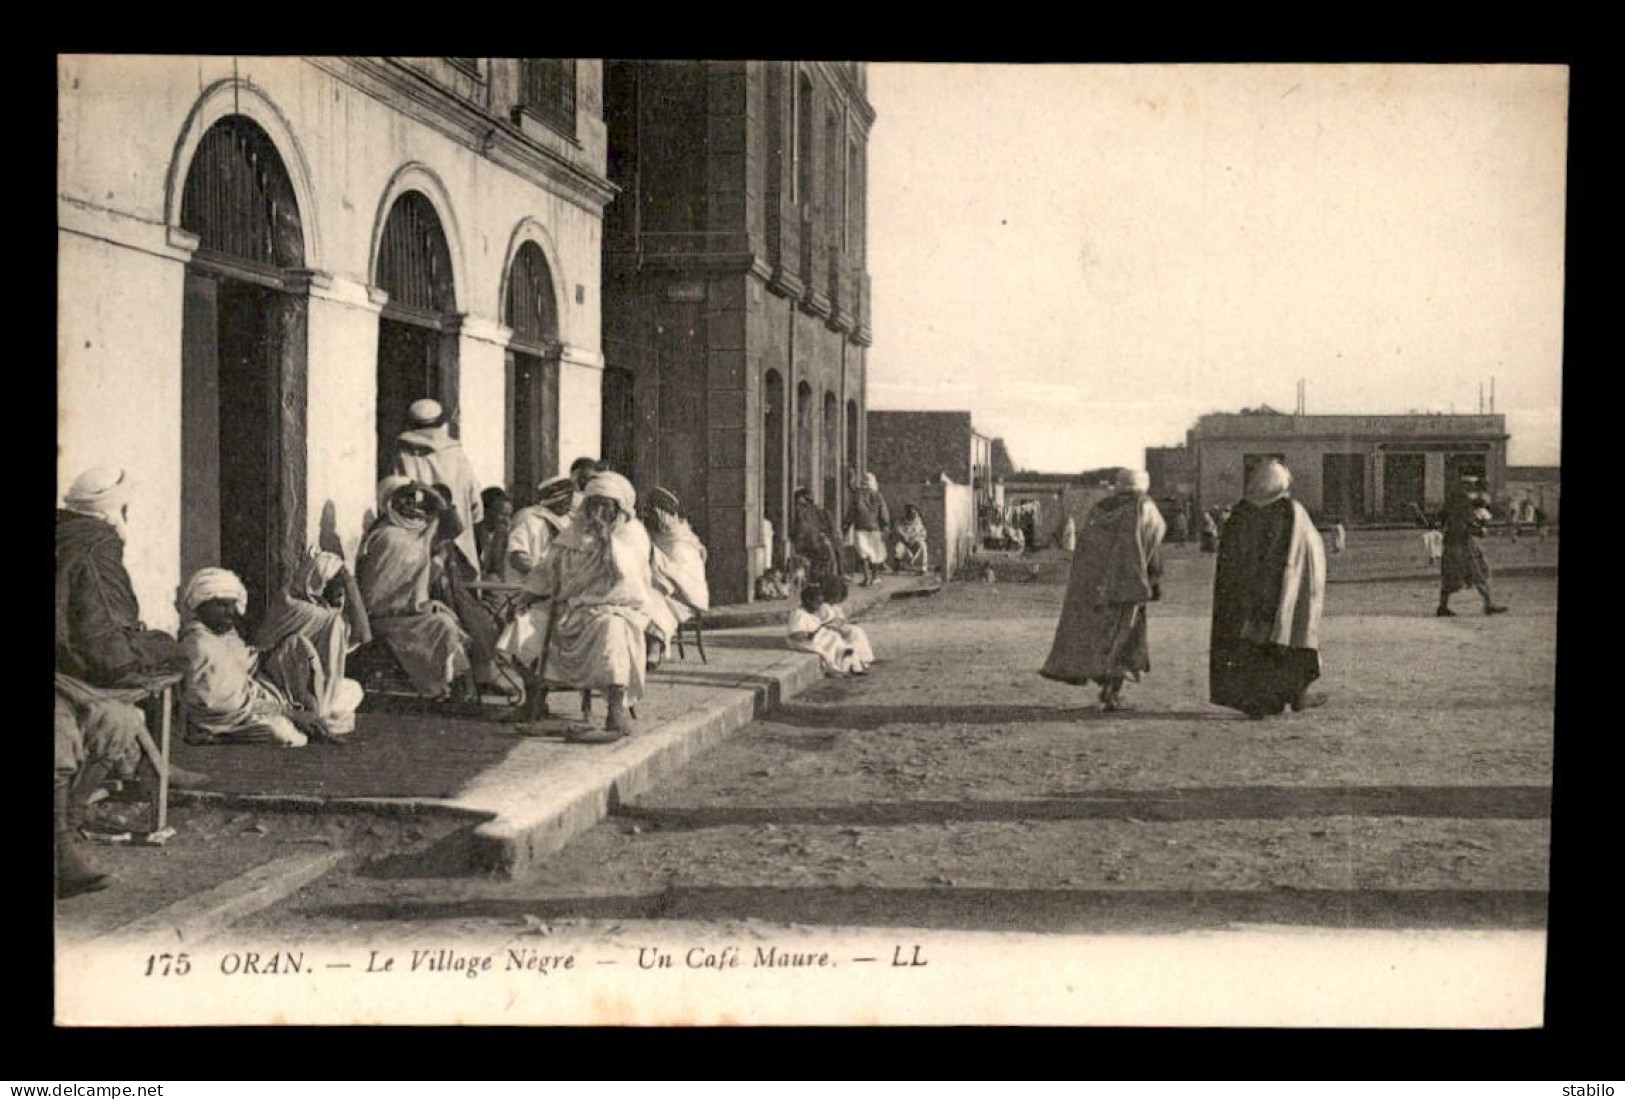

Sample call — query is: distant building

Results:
[1145,444,1197,502]
[1505,466,1560,523]
[1183,410,1509,521]
[1002,468,1122,550]
[866,410,998,579]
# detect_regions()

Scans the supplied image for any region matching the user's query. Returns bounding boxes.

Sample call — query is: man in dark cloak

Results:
[1209,459,1327,719]
[1437,476,1509,617]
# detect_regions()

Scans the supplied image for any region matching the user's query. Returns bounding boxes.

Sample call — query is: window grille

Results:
[376,192,456,316]
[505,242,558,350]
[519,59,577,136]
[180,116,305,270]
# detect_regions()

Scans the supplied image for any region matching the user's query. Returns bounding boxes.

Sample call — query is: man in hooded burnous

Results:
[1040,469,1167,711]
[55,465,207,896]
[1209,459,1328,719]
[394,399,485,578]
[644,487,711,657]
[512,471,658,743]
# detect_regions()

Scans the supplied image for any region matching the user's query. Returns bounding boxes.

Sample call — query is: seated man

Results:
[511,472,656,743]
[254,550,369,736]
[506,475,576,581]
[474,486,514,581]
[357,477,474,702]
[55,464,207,896]
[180,568,343,747]
[644,487,711,658]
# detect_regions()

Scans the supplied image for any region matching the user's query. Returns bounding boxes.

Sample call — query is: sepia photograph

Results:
[54,57,1566,1027]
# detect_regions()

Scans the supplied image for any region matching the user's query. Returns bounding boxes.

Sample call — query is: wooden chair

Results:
[672,614,708,664]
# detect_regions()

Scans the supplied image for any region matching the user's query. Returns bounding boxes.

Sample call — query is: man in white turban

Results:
[512,471,658,742]
[1040,468,1167,710]
[178,567,332,747]
[1209,459,1327,718]
[644,486,711,654]
[394,399,485,577]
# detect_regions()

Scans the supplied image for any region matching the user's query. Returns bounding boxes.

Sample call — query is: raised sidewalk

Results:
[171,574,940,878]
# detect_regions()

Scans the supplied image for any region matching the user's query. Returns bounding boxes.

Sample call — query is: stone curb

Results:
[704,577,942,630]
[91,849,347,946]
[468,651,827,878]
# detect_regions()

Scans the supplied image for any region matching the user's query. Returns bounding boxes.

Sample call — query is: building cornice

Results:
[304,57,618,215]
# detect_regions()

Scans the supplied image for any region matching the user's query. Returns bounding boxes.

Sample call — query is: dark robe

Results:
[1440,492,1490,594]
[55,510,184,686]
[792,498,843,585]
[1209,497,1323,716]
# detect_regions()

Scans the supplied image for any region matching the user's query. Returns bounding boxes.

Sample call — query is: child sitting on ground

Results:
[786,581,873,677]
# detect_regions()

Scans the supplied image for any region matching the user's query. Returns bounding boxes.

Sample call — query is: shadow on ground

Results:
[294,885,1548,933]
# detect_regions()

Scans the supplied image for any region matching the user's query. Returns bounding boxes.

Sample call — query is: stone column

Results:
[58,208,196,631]
[705,277,760,607]
[1424,452,1447,509]
[1370,451,1385,520]
[445,313,514,503]
[302,274,384,563]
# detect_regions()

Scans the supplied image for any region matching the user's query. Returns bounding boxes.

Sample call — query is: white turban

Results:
[863,472,879,491]
[65,464,130,527]
[583,471,637,518]
[183,567,249,616]
[1115,468,1151,493]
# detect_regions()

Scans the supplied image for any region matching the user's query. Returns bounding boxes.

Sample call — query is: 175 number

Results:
[143,952,191,976]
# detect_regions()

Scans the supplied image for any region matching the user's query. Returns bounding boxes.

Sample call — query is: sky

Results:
[863,64,1568,472]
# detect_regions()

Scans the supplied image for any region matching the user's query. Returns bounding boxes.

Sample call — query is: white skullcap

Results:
[407,398,444,426]
[65,464,129,511]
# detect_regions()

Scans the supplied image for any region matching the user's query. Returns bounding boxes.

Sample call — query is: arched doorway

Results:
[504,241,560,503]
[375,191,457,478]
[822,391,839,512]
[179,114,307,630]
[764,370,786,564]
[795,380,814,495]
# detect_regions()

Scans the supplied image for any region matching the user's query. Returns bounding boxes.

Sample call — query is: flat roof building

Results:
[1184,409,1509,521]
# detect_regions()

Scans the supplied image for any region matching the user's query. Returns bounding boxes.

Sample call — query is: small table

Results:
[465,579,531,621]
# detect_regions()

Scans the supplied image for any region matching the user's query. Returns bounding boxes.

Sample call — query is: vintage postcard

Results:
[54,58,1564,1027]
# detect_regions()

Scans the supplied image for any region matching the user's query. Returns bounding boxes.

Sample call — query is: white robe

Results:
[394,427,484,576]
[649,519,710,645]
[505,506,570,581]
[787,603,872,675]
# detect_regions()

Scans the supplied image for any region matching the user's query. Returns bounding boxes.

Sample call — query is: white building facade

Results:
[59,56,614,628]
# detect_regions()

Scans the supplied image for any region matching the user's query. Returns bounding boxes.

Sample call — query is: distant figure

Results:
[394,399,484,578]
[787,581,872,677]
[845,473,891,587]
[891,503,930,573]
[1209,460,1327,719]
[1438,478,1508,617]
[1020,507,1038,553]
[1422,524,1445,564]
[792,487,844,588]
[1199,508,1220,553]
[1040,469,1166,711]
[1058,515,1078,554]
[1534,506,1548,540]
[1167,505,1189,546]
[1332,521,1347,554]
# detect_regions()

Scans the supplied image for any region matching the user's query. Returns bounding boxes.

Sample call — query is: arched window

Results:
[377,191,457,317]
[823,391,840,512]
[375,190,458,473]
[181,115,305,272]
[764,370,786,565]
[505,241,561,499]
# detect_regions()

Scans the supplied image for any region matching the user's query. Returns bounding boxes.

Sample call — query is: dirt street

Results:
[226,531,1555,941]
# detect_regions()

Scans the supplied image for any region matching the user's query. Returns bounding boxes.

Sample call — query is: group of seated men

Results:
[55,400,711,897]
